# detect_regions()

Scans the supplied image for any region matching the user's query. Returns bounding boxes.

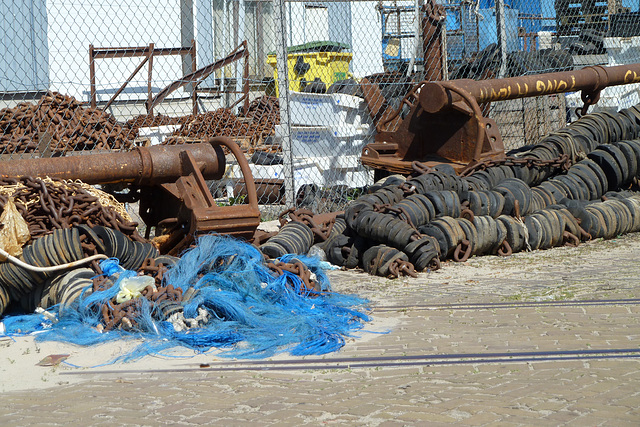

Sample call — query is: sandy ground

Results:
[1,229,640,393]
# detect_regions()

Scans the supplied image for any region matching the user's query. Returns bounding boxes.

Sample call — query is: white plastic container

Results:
[603,36,640,66]
[274,124,374,158]
[288,91,372,131]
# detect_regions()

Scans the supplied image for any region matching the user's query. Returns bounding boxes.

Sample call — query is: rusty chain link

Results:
[0,92,136,155]
[387,259,418,278]
[267,259,321,294]
[93,257,182,331]
[278,208,337,242]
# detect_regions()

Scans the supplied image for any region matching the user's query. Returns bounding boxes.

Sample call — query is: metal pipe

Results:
[420,63,640,113]
[0,143,225,185]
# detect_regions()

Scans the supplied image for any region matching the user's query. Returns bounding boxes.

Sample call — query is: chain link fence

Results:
[3,0,640,218]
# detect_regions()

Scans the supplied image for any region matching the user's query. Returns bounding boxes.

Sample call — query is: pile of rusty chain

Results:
[0,176,142,242]
[165,108,250,143]
[241,96,279,120]
[162,99,280,151]
[98,283,183,331]
[93,256,183,331]
[0,92,136,155]
[239,96,280,147]
[267,259,322,295]
[124,114,190,134]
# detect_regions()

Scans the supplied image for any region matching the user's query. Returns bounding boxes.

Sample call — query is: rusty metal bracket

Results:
[155,136,260,255]
[90,41,197,113]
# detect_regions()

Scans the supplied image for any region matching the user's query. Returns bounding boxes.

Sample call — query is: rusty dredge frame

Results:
[0,137,260,256]
[361,63,640,176]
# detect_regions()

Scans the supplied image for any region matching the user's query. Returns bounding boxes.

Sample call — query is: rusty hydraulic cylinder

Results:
[420,63,640,113]
[0,143,225,185]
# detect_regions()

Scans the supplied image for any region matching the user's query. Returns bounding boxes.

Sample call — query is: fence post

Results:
[406,0,421,77]
[235,0,245,104]
[274,0,295,208]
[180,0,195,92]
[495,0,508,78]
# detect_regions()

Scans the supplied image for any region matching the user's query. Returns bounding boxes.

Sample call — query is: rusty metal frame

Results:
[89,41,197,113]
[147,41,251,116]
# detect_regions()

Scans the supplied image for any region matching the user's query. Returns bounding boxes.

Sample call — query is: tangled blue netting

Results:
[0,234,370,362]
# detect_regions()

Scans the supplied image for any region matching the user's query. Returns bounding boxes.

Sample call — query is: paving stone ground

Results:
[1,233,640,425]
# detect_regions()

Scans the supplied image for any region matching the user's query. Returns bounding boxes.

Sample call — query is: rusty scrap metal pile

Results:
[164,108,248,144]
[240,95,280,141]
[0,92,280,157]
[0,92,136,155]
[259,104,640,278]
[0,174,319,327]
[164,96,279,149]
[92,256,186,332]
[125,114,190,132]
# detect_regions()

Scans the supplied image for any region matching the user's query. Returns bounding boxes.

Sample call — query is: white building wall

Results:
[286,1,384,79]
[19,0,386,101]
[1,0,49,92]
[350,1,383,77]
[46,0,188,102]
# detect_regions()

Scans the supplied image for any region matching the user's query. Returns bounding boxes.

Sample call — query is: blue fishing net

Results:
[1,234,370,362]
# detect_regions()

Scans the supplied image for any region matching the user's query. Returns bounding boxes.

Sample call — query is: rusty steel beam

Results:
[422,0,446,81]
[0,142,225,185]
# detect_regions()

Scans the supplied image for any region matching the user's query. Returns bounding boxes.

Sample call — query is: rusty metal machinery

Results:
[361,63,640,175]
[0,136,260,255]
[422,0,446,82]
